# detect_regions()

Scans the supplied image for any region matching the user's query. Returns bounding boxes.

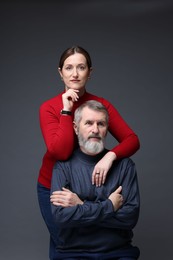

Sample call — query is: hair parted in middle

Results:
[59,46,92,70]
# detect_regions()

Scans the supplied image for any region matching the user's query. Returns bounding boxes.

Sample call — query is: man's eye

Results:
[98,122,105,127]
[85,121,92,125]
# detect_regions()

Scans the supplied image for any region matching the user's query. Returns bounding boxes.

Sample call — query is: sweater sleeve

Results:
[101,98,140,159]
[98,160,140,229]
[51,159,140,230]
[39,99,74,160]
[51,163,114,228]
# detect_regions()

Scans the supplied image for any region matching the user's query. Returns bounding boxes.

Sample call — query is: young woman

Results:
[37,46,140,260]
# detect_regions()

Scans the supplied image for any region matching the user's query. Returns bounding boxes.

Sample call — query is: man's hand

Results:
[108,186,123,211]
[50,187,83,207]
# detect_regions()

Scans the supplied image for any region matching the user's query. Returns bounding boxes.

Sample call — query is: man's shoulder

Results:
[119,157,135,164]
[109,158,137,182]
[114,157,136,170]
[54,152,78,168]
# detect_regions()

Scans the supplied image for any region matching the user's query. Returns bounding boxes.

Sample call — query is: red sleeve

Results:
[39,100,75,160]
[101,98,140,159]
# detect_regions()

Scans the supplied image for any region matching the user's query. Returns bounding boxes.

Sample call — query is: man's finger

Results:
[115,186,122,194]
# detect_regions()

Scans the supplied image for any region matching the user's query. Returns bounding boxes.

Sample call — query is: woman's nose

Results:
[72,68,78,77]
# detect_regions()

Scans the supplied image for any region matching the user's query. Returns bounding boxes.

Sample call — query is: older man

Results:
[51,100,140,260]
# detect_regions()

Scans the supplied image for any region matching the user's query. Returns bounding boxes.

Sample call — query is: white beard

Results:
[78,134,105,154]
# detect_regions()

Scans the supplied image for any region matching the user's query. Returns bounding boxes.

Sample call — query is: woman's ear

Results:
[58,67,63,78]
[88,67,93,79]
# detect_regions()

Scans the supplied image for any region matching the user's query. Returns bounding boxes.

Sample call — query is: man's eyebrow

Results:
[84,119,93,123]
[84,119,106,123]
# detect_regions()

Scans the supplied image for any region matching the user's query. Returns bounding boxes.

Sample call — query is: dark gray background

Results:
[1,1,173,259]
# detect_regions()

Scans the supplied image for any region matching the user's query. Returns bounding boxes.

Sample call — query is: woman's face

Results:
[59,53,92,91]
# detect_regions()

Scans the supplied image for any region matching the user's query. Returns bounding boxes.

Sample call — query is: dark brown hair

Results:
[59,46,92,69]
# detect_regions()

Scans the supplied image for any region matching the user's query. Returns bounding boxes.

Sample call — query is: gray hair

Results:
[74,100,109,125]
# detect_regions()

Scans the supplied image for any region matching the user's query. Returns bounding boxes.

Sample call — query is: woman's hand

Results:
[50,187,83,207]
[62,89,79,111]
[92,151,117,187]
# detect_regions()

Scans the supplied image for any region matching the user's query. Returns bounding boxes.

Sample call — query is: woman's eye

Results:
[78,65,86,71]
[65,66,72,70]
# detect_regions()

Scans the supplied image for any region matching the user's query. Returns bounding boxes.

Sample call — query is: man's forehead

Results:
[81,107,106,120]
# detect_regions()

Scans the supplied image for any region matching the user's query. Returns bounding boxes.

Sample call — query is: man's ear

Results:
[73,121,78,135]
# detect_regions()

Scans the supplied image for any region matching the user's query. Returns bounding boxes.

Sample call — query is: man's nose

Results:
[92,123,99,133]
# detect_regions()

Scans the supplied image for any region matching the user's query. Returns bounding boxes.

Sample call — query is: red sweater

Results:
[38,91,140,188]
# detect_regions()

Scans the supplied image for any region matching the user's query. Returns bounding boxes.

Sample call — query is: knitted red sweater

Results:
[38,91,140,188]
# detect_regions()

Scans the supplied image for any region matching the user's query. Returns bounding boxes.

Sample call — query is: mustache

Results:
[88,134,101,140]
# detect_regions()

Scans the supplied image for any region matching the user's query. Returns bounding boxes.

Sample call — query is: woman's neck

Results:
[78,87,86,97]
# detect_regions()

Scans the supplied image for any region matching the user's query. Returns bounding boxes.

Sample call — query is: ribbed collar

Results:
[74,148,109,164]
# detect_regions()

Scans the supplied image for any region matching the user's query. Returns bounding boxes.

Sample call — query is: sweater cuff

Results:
[102,199,114,214]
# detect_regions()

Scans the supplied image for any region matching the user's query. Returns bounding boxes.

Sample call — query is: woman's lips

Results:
[71,80,80,82]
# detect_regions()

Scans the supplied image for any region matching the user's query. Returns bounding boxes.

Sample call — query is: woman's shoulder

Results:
[85,92,110,104]
[40,92,63,110]
[85,91,116,111]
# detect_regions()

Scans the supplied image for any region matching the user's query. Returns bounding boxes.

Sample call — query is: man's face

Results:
[75,107,108,155]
